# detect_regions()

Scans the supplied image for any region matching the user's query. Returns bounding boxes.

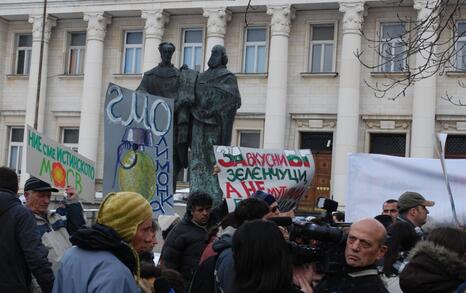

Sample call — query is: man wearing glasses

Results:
[383,191,435,276]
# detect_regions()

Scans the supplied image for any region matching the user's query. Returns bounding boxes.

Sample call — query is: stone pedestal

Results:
[141,10,169,72]
[263,5,295,149]
[20,15,56,185]
[77,12,111,162]
[332,1,365,205]
[203,7,231,70]
[411,0,438,158]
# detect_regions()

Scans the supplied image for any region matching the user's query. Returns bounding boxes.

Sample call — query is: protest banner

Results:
[214,146,315,211]
[346,153,466,225]
[103,83,174,215]
[26,125,95,200]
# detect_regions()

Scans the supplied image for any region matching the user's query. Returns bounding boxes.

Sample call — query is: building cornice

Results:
[0,0,384,18]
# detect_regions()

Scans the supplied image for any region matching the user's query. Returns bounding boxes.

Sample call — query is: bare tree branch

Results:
[358,0,466,105]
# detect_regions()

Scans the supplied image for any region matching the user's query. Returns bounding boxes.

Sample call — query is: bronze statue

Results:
[190,45,242,205]
[137,42,195,188]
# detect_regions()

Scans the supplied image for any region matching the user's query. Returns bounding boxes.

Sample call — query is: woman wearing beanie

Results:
[52,192,154,293]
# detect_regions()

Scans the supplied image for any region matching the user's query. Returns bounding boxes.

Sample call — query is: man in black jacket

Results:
[160,191,225,283]
[383,191,434,276]
[314,218,389,293]
[0,167,54,293]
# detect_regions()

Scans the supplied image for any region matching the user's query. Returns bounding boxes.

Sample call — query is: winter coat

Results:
[189,226,235,293]
[229,285,303,293]
[0,189,54,293]
[399,240,466,293]
[313,264,389,293]
[384,216,421,276]
[212,227,236,293]
[160,216,213,283]
[52,224,140,293]
[33,201,85,272]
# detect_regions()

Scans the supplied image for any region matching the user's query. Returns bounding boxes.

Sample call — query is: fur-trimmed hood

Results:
[407,240,466,279]
[399,240,466,293]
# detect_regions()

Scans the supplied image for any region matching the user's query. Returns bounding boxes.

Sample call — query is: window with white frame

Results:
[243,27,267,73]
[182,29,203,72]
[61,128,79,152]
[67,32,86,74]
[238,131,261,148]
[122,31,143,74]
[7,127,24,174]
[380,23,406,72]
[455,21,466,70]
[309,24,335,73]
[16,34,32,75]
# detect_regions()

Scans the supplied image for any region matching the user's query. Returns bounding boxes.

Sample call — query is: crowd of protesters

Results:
[0,165,465,293]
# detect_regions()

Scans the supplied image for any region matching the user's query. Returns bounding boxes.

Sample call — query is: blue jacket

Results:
[53,247,140,293]
[212,227,236,293]
[53,224,140,293]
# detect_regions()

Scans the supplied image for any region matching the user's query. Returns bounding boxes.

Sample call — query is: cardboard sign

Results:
[346,153,466,225]
[26,125,95,200]
[103,83,174,215]
[214,146,315,211]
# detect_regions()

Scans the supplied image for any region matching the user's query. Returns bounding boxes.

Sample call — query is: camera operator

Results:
[313,218,388,293]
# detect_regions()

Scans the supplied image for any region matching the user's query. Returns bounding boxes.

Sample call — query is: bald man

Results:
[314,218,389,293]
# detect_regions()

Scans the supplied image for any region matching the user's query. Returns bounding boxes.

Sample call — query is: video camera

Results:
[270,197,348,273]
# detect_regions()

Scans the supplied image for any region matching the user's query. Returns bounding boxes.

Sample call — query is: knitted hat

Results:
[97,192,153,243]
[251,190,276,206]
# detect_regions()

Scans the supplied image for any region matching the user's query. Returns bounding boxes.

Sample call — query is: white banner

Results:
[346,153,466,225]
[214,146,315,211]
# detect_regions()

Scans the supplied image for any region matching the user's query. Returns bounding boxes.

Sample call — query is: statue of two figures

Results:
[137,43,241,205]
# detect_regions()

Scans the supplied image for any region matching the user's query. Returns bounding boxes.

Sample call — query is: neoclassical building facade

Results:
[1,0,465,208]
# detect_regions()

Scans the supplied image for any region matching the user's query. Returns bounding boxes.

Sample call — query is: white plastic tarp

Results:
[345,153,466,225]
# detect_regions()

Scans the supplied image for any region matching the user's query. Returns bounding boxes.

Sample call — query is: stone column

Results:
[20,15,56,185]
[25,15,56,132]
[411,0,438,158]
[263,5,295,149]
[332,1,365,205]
[203,7,231,70]
[141,9,169,72]
[78,12,111,162]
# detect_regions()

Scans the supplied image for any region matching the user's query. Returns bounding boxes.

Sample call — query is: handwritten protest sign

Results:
[214,146,315,211]
[26,125,95,200]
[103,83,174,215]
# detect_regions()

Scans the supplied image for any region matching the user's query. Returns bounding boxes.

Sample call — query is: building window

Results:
[16,34,32,75]
[238,131,261,148]
[445,135,466,158]
[300,132,333,153]
[122,31,143,74]
[455,21,466,70]
[61,128,79,152]
[67,32,86,74]
[310,24,335,73]
[8,127,24,174]
[380,23,406,72]
[243,27,267,73]
[369,133,406,157]
[182,29,203,72]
